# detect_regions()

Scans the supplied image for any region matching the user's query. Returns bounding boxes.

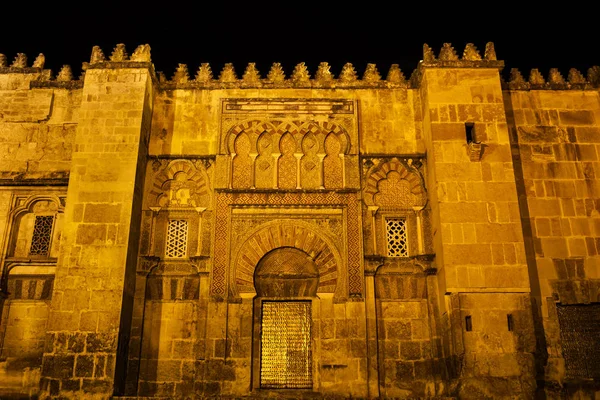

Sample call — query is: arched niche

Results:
[363,159,426,208]
[255,247,319,298]
[148,159,212,209]
[6,195,65,259]
[231,220,344,300]
[225,120,351,157]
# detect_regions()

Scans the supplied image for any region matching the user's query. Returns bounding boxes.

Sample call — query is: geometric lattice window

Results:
[29,215,54,256]
[386,218,408,257]
[165,219,188,258]
[557,303,600,379]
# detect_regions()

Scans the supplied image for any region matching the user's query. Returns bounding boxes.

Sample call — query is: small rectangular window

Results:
[465,315,473,331]
[29,215,54,256]
[465,122,475,143]
[165,219,188,258]
[507,314,514,331]
[386,218,408,257]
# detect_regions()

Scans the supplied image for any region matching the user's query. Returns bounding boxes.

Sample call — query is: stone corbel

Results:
[467,141,484,161]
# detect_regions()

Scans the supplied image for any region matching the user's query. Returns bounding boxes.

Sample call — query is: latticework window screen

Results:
[29,215,54,256]
[386,218,408,257]
[165,219,188,258]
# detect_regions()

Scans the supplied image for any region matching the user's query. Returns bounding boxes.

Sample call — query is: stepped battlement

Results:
[1,42,599,90]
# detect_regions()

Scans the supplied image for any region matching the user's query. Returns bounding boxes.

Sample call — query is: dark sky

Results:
[1,4,598,83]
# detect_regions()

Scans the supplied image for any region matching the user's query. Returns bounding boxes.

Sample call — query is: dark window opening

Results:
[507,314,514,331]
[465,122,475,143]
[465,315,472,331]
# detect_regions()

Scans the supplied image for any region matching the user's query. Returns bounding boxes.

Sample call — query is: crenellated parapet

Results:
[0,51,85,89]
[158,60,411,89]
[504,65,600,90]
[408,42,505,88]
[420,42,503,68]
[84,43,155,76]
[3,42,599,92]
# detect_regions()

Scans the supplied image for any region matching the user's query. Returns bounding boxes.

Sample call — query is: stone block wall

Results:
[506,87,600,397]
[0,63,78,398]
[0,43,598,399]
[418,51,537,399]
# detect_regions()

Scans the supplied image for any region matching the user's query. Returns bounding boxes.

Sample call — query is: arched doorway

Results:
[252,247,319,390]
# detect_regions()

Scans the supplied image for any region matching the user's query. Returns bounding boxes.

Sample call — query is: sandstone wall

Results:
[0,67,78,397]
[419,63,536,399]
[506,87,600,397]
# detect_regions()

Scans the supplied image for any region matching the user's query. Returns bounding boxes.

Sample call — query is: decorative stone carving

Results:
[173,63,190,83]
[90,46,105,64]
[438,43,458,61]
[219,63,237,83]
[110,43,128,62]
[232,133,252,188]
[254,132,274,189]
[363,158,426,208]
[32,53,45,69]
[300,133,320,189]
[213,191,362,298]
[323,133,343,188]
[508,68,529,90]
[386,64,406,84]
[484,42,497,60]
[568,68,586,84]
[462,43,482,61]
[339,63,358,82]
[588,66,600,86]
[149,159,211,208]
[232,220,342,296]
[548,68,565,84]
[315,62,333,83]
[363,64,381,82]
[529,68,546,86]
[548,68,568,89]
[195,63,213,83]
[242,63,261,83]
[11,53,27,68]
[291,62,311,84]
[56,65,73,82]
[423,44,435,63]
[130,44,151,62]
[267,62,286,83]
[278,133,298,189]
[225,119,351,190]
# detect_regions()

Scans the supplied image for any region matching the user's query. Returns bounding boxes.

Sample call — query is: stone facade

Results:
[0,42,598,399]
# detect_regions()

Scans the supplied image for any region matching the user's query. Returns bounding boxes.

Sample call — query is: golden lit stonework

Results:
[0,42,598,400]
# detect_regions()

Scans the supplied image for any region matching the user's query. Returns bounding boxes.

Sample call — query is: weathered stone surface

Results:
[0,43,598,400]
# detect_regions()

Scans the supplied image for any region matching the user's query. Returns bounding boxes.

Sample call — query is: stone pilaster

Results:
[39,55,154,398]
[417,46,536,398]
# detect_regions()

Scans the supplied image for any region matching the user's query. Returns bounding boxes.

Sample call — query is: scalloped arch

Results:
[225,119,351,155]
[232,220,343,298]
[363,159,425,207]
[149,159,211,208]
[9,195,65,219]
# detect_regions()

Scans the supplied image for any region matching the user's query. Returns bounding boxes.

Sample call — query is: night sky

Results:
[1,4,598,83]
